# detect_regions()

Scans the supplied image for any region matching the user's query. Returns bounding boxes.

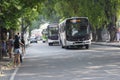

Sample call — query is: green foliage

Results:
[53,0,120,29]
[0,0,21,29]
[1,0,120,31]
[0,0,43,30]
[39,0,60,23]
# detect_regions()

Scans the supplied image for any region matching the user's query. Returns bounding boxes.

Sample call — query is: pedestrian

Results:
[7,36,14,58]
[13,35,24,67]
[21,36,25,55]
[17,32,23,63]
[116,27,120,42]
[19,36,25,63]
[17,32,20,39]
[1,40,7,57]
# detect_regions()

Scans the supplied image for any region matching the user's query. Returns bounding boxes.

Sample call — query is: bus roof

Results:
[48,23,58,27]
[59,17,88,25]
[67,17,88,20]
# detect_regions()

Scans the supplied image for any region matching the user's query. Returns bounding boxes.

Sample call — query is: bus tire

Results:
[65,46,69,49]
[61,41,64,48]
[78,45,83,49]
[85,45,89,49]
[49,43,52,46]
[61,44,65,48]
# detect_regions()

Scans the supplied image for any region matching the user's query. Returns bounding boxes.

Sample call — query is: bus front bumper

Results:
[66,40,91,46]
[48,39,59,44]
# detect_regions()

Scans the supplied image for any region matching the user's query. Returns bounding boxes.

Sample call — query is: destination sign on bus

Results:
[70,19,81,23]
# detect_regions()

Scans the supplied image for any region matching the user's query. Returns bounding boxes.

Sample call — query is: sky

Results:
[31,23,49,37]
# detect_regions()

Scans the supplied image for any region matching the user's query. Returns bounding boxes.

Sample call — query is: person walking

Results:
[21,36,25,55]
[116,27,120,42]
[1,40,7,57]
[19,36,25,63]
[7,36,14,58]
[13,35,24,67]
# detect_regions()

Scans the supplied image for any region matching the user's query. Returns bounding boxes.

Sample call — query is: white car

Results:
[29,37,37,43]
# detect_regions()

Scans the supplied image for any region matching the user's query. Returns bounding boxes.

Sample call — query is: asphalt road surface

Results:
[10,42,120,80]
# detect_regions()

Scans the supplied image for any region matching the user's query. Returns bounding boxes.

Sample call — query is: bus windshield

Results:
[66,19,88,37]
[48,27,58,36]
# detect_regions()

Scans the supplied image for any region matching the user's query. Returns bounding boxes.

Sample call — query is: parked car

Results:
[29,37,37,43]
[36,36,42,41]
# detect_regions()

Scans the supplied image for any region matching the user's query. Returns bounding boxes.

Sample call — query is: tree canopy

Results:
[0,0,43,30]
[0,0,120,30]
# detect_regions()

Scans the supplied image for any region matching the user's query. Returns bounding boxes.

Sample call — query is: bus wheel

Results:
[49,43,51,46]
[85,45,89,49]
[49,43,52,46]
[78,45,83,49]
[62,46,64,48]
[60,40,63,48]
[61,42,64,48]
[65,46,69,49]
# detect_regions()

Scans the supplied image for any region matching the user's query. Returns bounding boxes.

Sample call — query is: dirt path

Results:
[0,57,13,77]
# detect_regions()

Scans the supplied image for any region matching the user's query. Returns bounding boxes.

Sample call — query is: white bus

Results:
[47,23,59,46]
[59,17,92,49]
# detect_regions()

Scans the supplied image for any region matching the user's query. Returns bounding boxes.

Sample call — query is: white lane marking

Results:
[9,67,19,80]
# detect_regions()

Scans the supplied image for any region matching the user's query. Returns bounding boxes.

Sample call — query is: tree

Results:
[53,0,120,41]
[0,0,44,59]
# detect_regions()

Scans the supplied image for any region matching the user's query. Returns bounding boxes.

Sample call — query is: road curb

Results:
[92,42,120,47]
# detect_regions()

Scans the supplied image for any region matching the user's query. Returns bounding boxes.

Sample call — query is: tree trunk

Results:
[21,17,30,39]
[109,30,116,41]
[92,28,97,41]
[96,28,102,42]
[107,22,117,42]
[0,27,2,60]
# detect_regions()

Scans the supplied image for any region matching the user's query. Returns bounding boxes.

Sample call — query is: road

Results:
[11,41,120,80]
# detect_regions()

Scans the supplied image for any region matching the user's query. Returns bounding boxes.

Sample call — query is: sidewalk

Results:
[0,44,29,80]
[92,41,120,47]
[0,57,14,80]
